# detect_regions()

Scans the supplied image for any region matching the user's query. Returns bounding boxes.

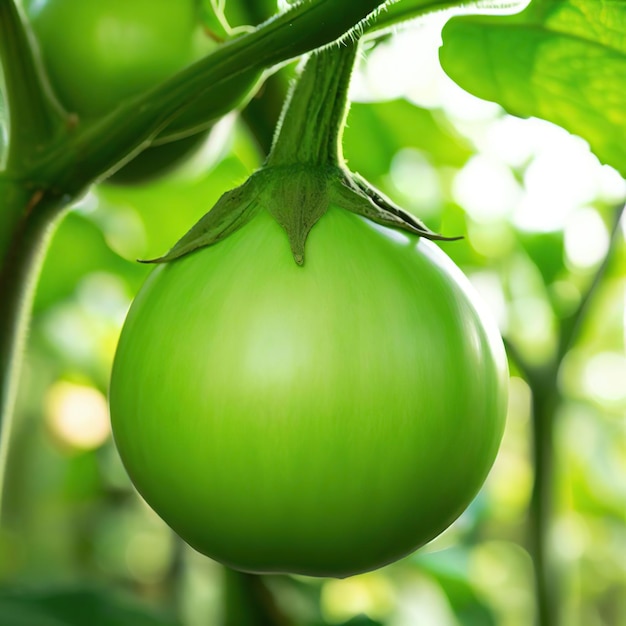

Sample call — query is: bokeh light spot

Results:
[45,381,110,451]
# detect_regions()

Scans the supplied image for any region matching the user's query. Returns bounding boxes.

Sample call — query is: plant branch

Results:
[0,177,65,511]
[510,202,625,626]
[26,0,393,196]
[528,377,559,626]
[502,336,536,385]
[557,202,625,361]
[0,0,66,170]
[366,0,480,35]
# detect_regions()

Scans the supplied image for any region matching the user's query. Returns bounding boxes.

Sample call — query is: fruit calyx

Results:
[142,164,460,265]
[143,38,459,266]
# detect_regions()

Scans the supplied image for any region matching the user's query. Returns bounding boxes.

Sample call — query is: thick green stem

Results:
[0,178,64,511]
[267,42,359,167]
[24,0,389,197]
[0,0,66,168]
[366,0,472,35]
[528,373,559,626]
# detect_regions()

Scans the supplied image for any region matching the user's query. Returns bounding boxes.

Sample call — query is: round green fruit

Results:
[109,208,508,577]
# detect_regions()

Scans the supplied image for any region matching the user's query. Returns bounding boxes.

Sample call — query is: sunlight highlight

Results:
[45,381,110,451]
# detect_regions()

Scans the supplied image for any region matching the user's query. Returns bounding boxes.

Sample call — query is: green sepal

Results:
[333,171,462,242]
[140,175,261,263]
[143,163,460,267]
[262,165,331,266]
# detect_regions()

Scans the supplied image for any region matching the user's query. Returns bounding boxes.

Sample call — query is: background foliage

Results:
[0,1,624,625]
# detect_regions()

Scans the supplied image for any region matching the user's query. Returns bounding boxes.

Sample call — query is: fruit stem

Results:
[266,40,359,168]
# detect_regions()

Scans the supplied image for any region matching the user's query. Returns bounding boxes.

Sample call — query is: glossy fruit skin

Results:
[110,208,508,578]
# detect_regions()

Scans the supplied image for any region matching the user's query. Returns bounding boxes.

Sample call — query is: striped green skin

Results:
[110,208,508,578]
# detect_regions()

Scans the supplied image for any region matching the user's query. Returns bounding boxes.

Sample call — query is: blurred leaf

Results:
[62,452,102,502]
[0,587,178,626]
[98,152,252,261]
[344,99,472,179]
[223,0,278,27]
[417,549,498,626]
[437,573,497,626]
[440,0,626,176]
[517,230,565,286]
[34,212,147,314]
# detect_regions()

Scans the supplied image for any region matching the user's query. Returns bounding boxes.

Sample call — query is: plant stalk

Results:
[22,1,390,199]
[0,178,64,512]
[0,0,67,168]
[366,0,472,35]
[528,373,559,626]
[267,42,359,167]
[512,202,625,626]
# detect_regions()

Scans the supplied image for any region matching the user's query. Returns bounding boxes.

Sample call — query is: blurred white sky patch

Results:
[353,17,446,105]
[389,148,443,215]
[515,134,606,232]
[582,352,626,406]
[467,270,509,331]
[392,575,458,626]
[452,155,522,224]
[78,271,133,320]
[564,207,610,270]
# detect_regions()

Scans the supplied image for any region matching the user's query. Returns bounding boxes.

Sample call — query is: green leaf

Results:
[417,548,498,626]
[343,99,472,179]
[0,587,178,626]
[439,0,626,176]
[517,230,565,287]
[34,212,148,313]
